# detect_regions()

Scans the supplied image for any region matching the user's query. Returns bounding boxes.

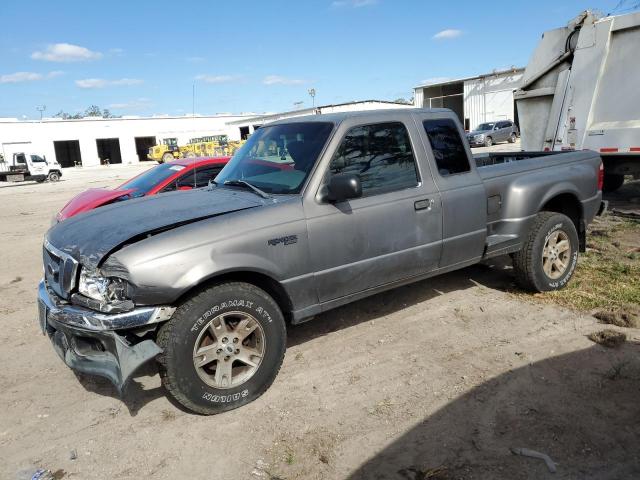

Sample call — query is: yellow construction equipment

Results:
[147,138,181,163]
[180,135,246,158]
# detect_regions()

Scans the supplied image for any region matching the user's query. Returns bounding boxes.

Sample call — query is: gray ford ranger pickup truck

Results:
[38,108,604,414]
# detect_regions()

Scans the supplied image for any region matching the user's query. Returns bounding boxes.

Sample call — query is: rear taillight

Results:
[597,162,604,191]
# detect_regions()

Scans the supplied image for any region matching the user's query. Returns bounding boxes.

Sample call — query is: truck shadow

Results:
[346,341,640,479]
[287,256,515,348]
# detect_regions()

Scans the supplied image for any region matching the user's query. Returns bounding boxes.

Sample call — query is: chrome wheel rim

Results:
[542,230,571,279]
[192,311,265,389]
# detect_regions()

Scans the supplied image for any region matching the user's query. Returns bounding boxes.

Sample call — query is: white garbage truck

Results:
[0,151,62,183]
[515,10,640,191]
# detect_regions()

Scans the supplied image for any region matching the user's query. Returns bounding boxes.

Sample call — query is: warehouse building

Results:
[227,100,414,139]
[414,68,524,131]
[0,114,253,168]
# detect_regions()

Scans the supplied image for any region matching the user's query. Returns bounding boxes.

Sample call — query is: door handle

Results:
[414,198,434,211]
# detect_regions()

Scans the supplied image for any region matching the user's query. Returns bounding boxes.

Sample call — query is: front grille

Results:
[43,240,79,299]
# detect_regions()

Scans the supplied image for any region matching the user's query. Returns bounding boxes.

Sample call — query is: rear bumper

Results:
[37,280,168,392]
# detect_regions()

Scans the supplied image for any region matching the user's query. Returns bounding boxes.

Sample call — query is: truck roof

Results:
[266,108,451,126]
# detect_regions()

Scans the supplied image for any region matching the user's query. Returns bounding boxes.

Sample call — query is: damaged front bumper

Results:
[37,280,174,393]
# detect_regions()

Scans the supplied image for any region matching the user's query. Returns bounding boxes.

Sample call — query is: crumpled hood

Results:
[47,186,267,269]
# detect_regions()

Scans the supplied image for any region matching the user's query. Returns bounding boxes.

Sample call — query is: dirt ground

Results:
[1,163,639,480]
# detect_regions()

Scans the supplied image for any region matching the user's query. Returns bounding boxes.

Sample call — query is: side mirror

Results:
[178,185,193,191]
[319,173,362,203]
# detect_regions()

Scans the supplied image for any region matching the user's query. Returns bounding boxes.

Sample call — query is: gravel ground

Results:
[1,158,639,480]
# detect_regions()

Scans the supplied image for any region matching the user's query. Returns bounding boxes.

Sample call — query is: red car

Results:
[56,156,230,222]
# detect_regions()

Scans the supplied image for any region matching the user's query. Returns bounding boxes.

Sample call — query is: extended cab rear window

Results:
[423,119,471,176]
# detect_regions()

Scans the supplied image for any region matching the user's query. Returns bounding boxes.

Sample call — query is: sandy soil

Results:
[0,162,639,480]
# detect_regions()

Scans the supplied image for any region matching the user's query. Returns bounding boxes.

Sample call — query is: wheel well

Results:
[177,271,294,322]
[541,193,585,250]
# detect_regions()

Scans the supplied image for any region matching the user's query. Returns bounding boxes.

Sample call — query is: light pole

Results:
[308,88,316,108]
[36,105,46,121]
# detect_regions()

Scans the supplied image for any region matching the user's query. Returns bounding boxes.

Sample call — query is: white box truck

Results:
[0,150,62,183]
[515,10,640,191]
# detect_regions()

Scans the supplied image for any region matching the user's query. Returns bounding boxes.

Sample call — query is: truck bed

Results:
[474,150,599,179]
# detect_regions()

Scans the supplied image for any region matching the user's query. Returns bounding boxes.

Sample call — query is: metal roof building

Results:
[0,114,253,168]
[414,68,525,131]
[227,100,414,139]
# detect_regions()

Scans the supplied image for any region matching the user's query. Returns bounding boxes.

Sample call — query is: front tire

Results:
[48,171,61,182]
[512,212,579,292]
[157,282,286,415]
[508,132,517,143]
[161,152,174,163]
[484,136,493,147]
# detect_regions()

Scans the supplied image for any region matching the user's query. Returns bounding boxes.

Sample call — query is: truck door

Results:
[414,113,487,268]
[304,113,443,303]
[28,155,48,175]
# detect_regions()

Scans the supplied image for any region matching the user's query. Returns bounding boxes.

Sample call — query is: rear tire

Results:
[185,151,197,158]
[603,173,624,193]
[512,212,579,292]
[157,282,286,415]
[484,136,493,147]
[161,152,174,163]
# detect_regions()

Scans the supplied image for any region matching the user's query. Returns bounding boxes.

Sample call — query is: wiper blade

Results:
[223,179,271,199]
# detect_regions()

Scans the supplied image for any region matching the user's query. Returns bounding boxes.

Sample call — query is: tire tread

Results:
[512,211,559,292]
[156,281,286,415]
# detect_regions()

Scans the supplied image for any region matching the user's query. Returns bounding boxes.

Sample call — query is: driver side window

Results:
[328,122,419,197]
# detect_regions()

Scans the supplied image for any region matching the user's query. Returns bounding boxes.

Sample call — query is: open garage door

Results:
[53,140,82,168]
[96,138,122,165]
[134,136,156,162]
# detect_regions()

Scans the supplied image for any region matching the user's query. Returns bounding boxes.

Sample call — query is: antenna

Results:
[36,105,46,121]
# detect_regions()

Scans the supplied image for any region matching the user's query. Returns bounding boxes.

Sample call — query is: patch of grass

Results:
[587,329,627,348]
[520,218,640,312]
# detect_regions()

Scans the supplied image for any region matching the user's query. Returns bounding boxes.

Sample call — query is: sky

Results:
[0,0,635,119]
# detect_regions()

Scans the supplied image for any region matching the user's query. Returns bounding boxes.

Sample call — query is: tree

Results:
[393,97,414,105]
[53,106,120,119]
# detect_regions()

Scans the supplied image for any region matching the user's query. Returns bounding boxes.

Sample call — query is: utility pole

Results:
[308,88,316,108]
[36,105,46,121]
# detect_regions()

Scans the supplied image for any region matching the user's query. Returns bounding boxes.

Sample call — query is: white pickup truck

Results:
[0,152,62,183]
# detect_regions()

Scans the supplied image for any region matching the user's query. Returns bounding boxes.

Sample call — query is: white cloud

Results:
[75,78,143,89]
[0,72,42,83]
[195,74,241,84]
[263,75,305,86]
[331,0,377,7]
[433,29,463,40]
[0,70,64,84]
[108,98,152,109]
[31,43,103,62]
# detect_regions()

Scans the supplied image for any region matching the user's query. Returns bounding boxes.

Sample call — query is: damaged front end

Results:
[38,237,175,392]
[38,280,175,392]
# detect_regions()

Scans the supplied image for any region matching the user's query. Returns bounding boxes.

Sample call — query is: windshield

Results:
[477,123,495,131]
[30,155,46,163]
[119,163,186,195]
[215,122,334,194]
